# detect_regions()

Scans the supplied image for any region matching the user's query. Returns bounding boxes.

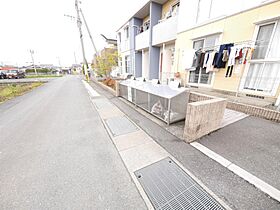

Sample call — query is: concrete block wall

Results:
[184,98,227,143]
[227,102,280,123]
[189,92,280,123]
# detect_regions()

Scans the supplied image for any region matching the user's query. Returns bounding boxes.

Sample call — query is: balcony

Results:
[152,15,178,46]
[135,30,149,51]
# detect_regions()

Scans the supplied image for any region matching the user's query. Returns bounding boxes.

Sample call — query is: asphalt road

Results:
[0,76,146,209]
[198,116,280,190]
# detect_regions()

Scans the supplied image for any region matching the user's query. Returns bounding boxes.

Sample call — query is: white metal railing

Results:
[135,30,149,50]
[152,15,178,46]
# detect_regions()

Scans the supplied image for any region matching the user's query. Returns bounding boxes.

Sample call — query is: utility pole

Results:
[29,50,37,75]
[57,56,61,67]
[74,52,77,64]
[79,8,98,55]
[75,0,89,80]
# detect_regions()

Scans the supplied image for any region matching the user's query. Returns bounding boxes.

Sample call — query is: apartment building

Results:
[174,0,280,105]
[117,0,280,105]
[117,0,180,82]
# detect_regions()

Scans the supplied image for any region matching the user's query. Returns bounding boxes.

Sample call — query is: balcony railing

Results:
[135,30,149,51]
[152,15,178,46]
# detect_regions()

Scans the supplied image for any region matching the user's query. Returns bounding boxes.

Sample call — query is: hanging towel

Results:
[192,50,203,68]
[206,51,217,73]
[182,49,196,70]
[222,50,229,62]
[198,52,205,68]
[246,48,254,63]
[242,47,249,64]
[203,52,209,68]
[228,46,237,67]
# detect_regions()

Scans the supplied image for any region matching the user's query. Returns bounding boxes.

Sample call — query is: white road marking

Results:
[191,142,280,202]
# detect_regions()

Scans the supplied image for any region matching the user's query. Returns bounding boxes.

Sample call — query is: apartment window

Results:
[171,1,180,16]
[118,32,121,43]
[244,21,280,94]
[196,0,211,23]
[124,26,129,39]
[143,20,150,31]
[189,35,219,85]
[172,1,180,12]
[125,55,131,73]
[196,0,224,23]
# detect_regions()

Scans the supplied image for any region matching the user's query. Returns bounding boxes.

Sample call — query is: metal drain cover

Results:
[93,98,114,109]
[135,158,225,210]
[104,116,139,137]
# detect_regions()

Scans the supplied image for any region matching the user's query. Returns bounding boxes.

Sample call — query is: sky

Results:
[0,0,146,67]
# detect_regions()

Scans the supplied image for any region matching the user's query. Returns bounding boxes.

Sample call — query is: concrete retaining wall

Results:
[184,98,227,143]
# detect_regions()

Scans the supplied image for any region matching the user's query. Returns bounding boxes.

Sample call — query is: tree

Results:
[92,49,118,77]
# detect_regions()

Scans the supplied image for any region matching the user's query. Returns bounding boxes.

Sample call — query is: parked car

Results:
[6,70,25,79]
[0,70,7,79]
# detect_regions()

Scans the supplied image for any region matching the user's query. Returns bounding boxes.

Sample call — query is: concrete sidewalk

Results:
[90,79,280,210]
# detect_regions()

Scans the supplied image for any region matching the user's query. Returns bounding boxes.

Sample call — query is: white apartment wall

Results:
[177,0,271,33]
[120,51,130,75]
[117,23,130,54]
[159,43,175,84]
[142,50,149,79]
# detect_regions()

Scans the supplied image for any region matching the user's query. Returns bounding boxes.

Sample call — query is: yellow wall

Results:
[143,15,150,23]
[174,1,280,98]
[161,0,178,19]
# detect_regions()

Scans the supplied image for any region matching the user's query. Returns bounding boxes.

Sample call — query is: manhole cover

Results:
[135,158,225,210]
[93,98,114,109]
[104,116,139,137]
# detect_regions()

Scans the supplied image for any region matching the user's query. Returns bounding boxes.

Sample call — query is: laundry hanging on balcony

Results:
[225,45,254,77]
[183,41,255,76]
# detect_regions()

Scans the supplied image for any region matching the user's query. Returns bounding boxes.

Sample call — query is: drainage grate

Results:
[135,158,225,210]
[104,116,139,137]
[93,98,114,109]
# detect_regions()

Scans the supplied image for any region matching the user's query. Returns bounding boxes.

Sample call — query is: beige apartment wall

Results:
[174,1,280,99]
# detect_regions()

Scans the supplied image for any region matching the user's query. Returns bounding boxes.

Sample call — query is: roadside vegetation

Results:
[92,51,118,77]
[0,82,43,103]
[25,68,52,74]
[25,68,63,79]
[92,51,118,90]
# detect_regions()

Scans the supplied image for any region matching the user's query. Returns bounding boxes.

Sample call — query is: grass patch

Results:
[0,82,43,103]
[25,75,63,78]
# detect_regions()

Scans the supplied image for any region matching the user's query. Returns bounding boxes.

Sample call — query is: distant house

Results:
[0,66,17,71]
